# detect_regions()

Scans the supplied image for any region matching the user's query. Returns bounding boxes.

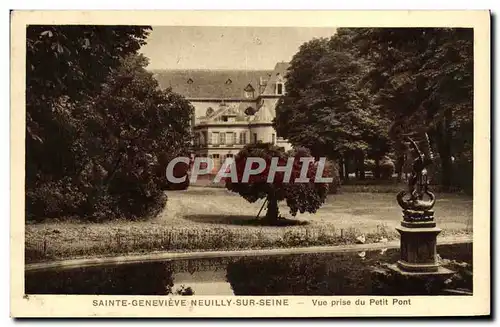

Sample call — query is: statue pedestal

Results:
[377,221,455,295]
[388,211,454,277]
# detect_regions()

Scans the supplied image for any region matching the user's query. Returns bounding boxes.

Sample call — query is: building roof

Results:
[151,62,290,100]
[249,98,278,124]
[152,69,272,99]
[262,62,290,95]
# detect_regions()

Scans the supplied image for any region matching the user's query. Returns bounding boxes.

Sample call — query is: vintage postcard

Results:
[11,10,490,318]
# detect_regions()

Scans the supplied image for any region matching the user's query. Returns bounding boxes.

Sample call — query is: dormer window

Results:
[276,82,284,95]
[187,78,193,84]
[225,78,232,85]
[276,74,285,95]
[206,107,214,117]
[243,84,255,99]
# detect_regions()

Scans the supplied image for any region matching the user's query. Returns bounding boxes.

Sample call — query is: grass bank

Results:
[26,223,400,263]
[26,188,473,264]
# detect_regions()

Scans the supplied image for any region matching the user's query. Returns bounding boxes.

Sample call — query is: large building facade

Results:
[153,62,293,172]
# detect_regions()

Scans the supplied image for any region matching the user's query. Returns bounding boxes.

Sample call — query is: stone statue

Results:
[387,112,453,278]
[396,133,436,214]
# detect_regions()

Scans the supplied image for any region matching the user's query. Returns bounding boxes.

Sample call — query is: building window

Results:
[253,133,258,144]
[212,132,219,145]
[206,107,214,117]
[276,82,284,95]
[239,132,247,144]
[226,132,235,145]
[226,153,233,158]
[219,132,226,145]
[222,116,235,122]
[272,133,276,144]
[199,132,206,145]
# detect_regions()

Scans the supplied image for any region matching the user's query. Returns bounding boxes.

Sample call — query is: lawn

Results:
[25,187,473,263]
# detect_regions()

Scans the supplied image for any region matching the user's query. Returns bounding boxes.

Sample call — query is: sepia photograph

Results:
[10,10,490,317]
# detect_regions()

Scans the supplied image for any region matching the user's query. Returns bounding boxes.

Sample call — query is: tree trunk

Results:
[436,111,453,190]
[359,151,366,180]
[374,157,381,179]
[339,157,344,181]
[343,153,349,181]
[265,194,279,224]
[396,154,405,182]
[354,151,360,179]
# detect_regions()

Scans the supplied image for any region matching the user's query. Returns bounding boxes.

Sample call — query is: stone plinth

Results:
[389,209,454,278]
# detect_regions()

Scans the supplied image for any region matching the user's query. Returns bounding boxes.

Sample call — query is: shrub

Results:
[25,54,193,221]
[157,153,190,191]
[365,159,376,174]
[379,156,395,180]
[325,159,341,194]
[25,179,87,221]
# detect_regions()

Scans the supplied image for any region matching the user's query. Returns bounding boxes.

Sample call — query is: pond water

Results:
[25,243,472,296]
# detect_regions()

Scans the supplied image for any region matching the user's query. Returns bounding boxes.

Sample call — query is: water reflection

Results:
[25,243,472,295]
[174,270,233,295]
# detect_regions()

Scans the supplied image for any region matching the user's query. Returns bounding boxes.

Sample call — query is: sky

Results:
[139,26,337,70]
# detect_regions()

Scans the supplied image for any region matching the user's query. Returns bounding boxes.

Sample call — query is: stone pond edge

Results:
[25,235,473,272]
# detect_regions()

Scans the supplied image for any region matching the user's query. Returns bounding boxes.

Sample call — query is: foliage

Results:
[225,143,338,222]
[26,25,152,150]
[352,28,473,128]
[274,32,391,162]
[75,54,193,220]
[378,156,396,180]
[275,28,473,191]
[26,25,193,221]
[351,28,473,189]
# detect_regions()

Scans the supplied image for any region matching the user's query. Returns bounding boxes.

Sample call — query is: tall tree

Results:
[274,32,390,180]
[25,26,194,220]
[75,53,193,220]
[276,28,472,189]
[26,25,151,187]
[352,28,473,189]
